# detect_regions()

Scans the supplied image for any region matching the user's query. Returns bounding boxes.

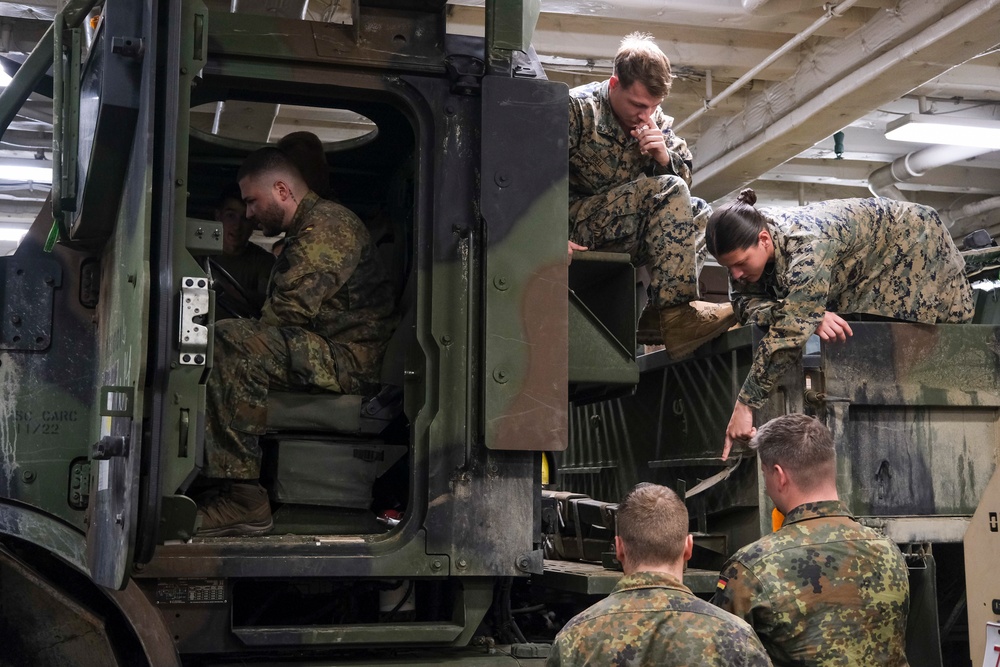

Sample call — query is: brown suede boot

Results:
[196,482,273,537]
[659,301,737,359]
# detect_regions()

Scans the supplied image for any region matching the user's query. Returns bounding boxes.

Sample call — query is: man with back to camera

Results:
[712,414,910,666]
[567,32,735,359]
[195,147,396,536]
[547,483,771,667]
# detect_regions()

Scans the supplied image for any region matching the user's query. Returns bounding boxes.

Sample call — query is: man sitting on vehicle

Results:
[567,32,735,358]
[196,147,397,536]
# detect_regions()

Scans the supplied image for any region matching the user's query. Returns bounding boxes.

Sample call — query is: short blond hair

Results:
[616,483,688,565]
[614,32,672,98]
[752,414,836,490]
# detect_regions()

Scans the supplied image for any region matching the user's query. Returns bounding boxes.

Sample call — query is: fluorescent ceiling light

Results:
[0,70,9,88]
[885,113,1000,149]
[0,165,52,184]
[0,227,28,243]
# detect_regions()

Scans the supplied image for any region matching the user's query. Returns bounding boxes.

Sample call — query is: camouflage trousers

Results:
[569,174,710,309]
[203,318,345,479]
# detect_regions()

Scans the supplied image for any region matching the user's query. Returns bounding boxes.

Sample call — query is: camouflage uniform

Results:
[547,571,772,667]
[212,242,275,318]
[568,80,709,309]
[204,191,397,479]
[732,197,973,407]
[711,500,910,667]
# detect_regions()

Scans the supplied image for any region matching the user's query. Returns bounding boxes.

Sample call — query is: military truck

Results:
[553,273,1000,666]
[2,0,1000,665]
[0,0,577,664]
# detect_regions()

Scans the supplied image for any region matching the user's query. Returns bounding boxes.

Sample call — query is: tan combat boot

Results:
[659,301,737,359]
[196,482,273,537]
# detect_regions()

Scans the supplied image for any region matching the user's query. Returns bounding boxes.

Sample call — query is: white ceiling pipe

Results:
[528,0,753,17]
[693,0,1000,201]
[940,195,1000,228]
[532,0,823,17]
[868,144,996,199]
[743,0,826,14]
[674,0,860,133]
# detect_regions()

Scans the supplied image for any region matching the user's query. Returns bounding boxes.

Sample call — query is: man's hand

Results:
[816,311,853,342]
[568,240,588,264]
[631,123,669,167]
[723,401,755,461]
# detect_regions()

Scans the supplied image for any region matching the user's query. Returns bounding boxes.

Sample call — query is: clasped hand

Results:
[631,123,669,167]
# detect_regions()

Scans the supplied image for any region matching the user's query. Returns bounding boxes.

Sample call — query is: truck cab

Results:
[0,1,576,663]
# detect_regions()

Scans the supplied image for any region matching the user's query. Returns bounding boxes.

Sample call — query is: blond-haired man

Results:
[548,484,771,666]
[568,32,734,358]
[712,414,910,666]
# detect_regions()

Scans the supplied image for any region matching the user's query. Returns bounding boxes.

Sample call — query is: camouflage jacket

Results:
[261,191,397,394]
[567,80,693,210]
[712,500,910,667]
[732,197,973,407]
[547,570,772,667]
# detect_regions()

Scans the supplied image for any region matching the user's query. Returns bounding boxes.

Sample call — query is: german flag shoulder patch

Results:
[716,576,729,592]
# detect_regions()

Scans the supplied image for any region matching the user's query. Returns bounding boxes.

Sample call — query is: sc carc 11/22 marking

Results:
[15,422,60,435]
[11,410,79,436]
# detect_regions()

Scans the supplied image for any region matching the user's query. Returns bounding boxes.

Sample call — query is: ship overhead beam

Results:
[692,0,1000,202]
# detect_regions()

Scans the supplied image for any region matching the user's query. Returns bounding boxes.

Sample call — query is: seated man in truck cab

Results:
[567,32,735,359]
[211,184,275,319]
[706,189,974,459]
[548,483,770,667]
[196,147,397,537]
[712,414,910,666]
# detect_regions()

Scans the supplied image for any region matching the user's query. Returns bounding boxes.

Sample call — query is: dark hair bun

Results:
[736,188,757,206]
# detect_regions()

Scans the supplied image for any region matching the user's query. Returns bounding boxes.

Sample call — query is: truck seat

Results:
[263,272,414,437]
[260,272,413,513]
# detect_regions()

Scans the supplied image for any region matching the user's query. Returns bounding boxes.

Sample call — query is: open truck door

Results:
[51,0,151,589]
[51,0,213,589]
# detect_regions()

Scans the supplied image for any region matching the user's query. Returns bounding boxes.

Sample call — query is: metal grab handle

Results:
[804,389,852,406]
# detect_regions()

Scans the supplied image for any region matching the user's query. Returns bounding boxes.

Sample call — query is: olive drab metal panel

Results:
[486,0,541,55]
[139,0,212,561]
[805,323,1000,520]
[480,74,568,451]
[78,0,151,589]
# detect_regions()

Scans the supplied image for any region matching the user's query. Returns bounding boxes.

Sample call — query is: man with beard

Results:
[195,147,397,536]
[211,185,274,319]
